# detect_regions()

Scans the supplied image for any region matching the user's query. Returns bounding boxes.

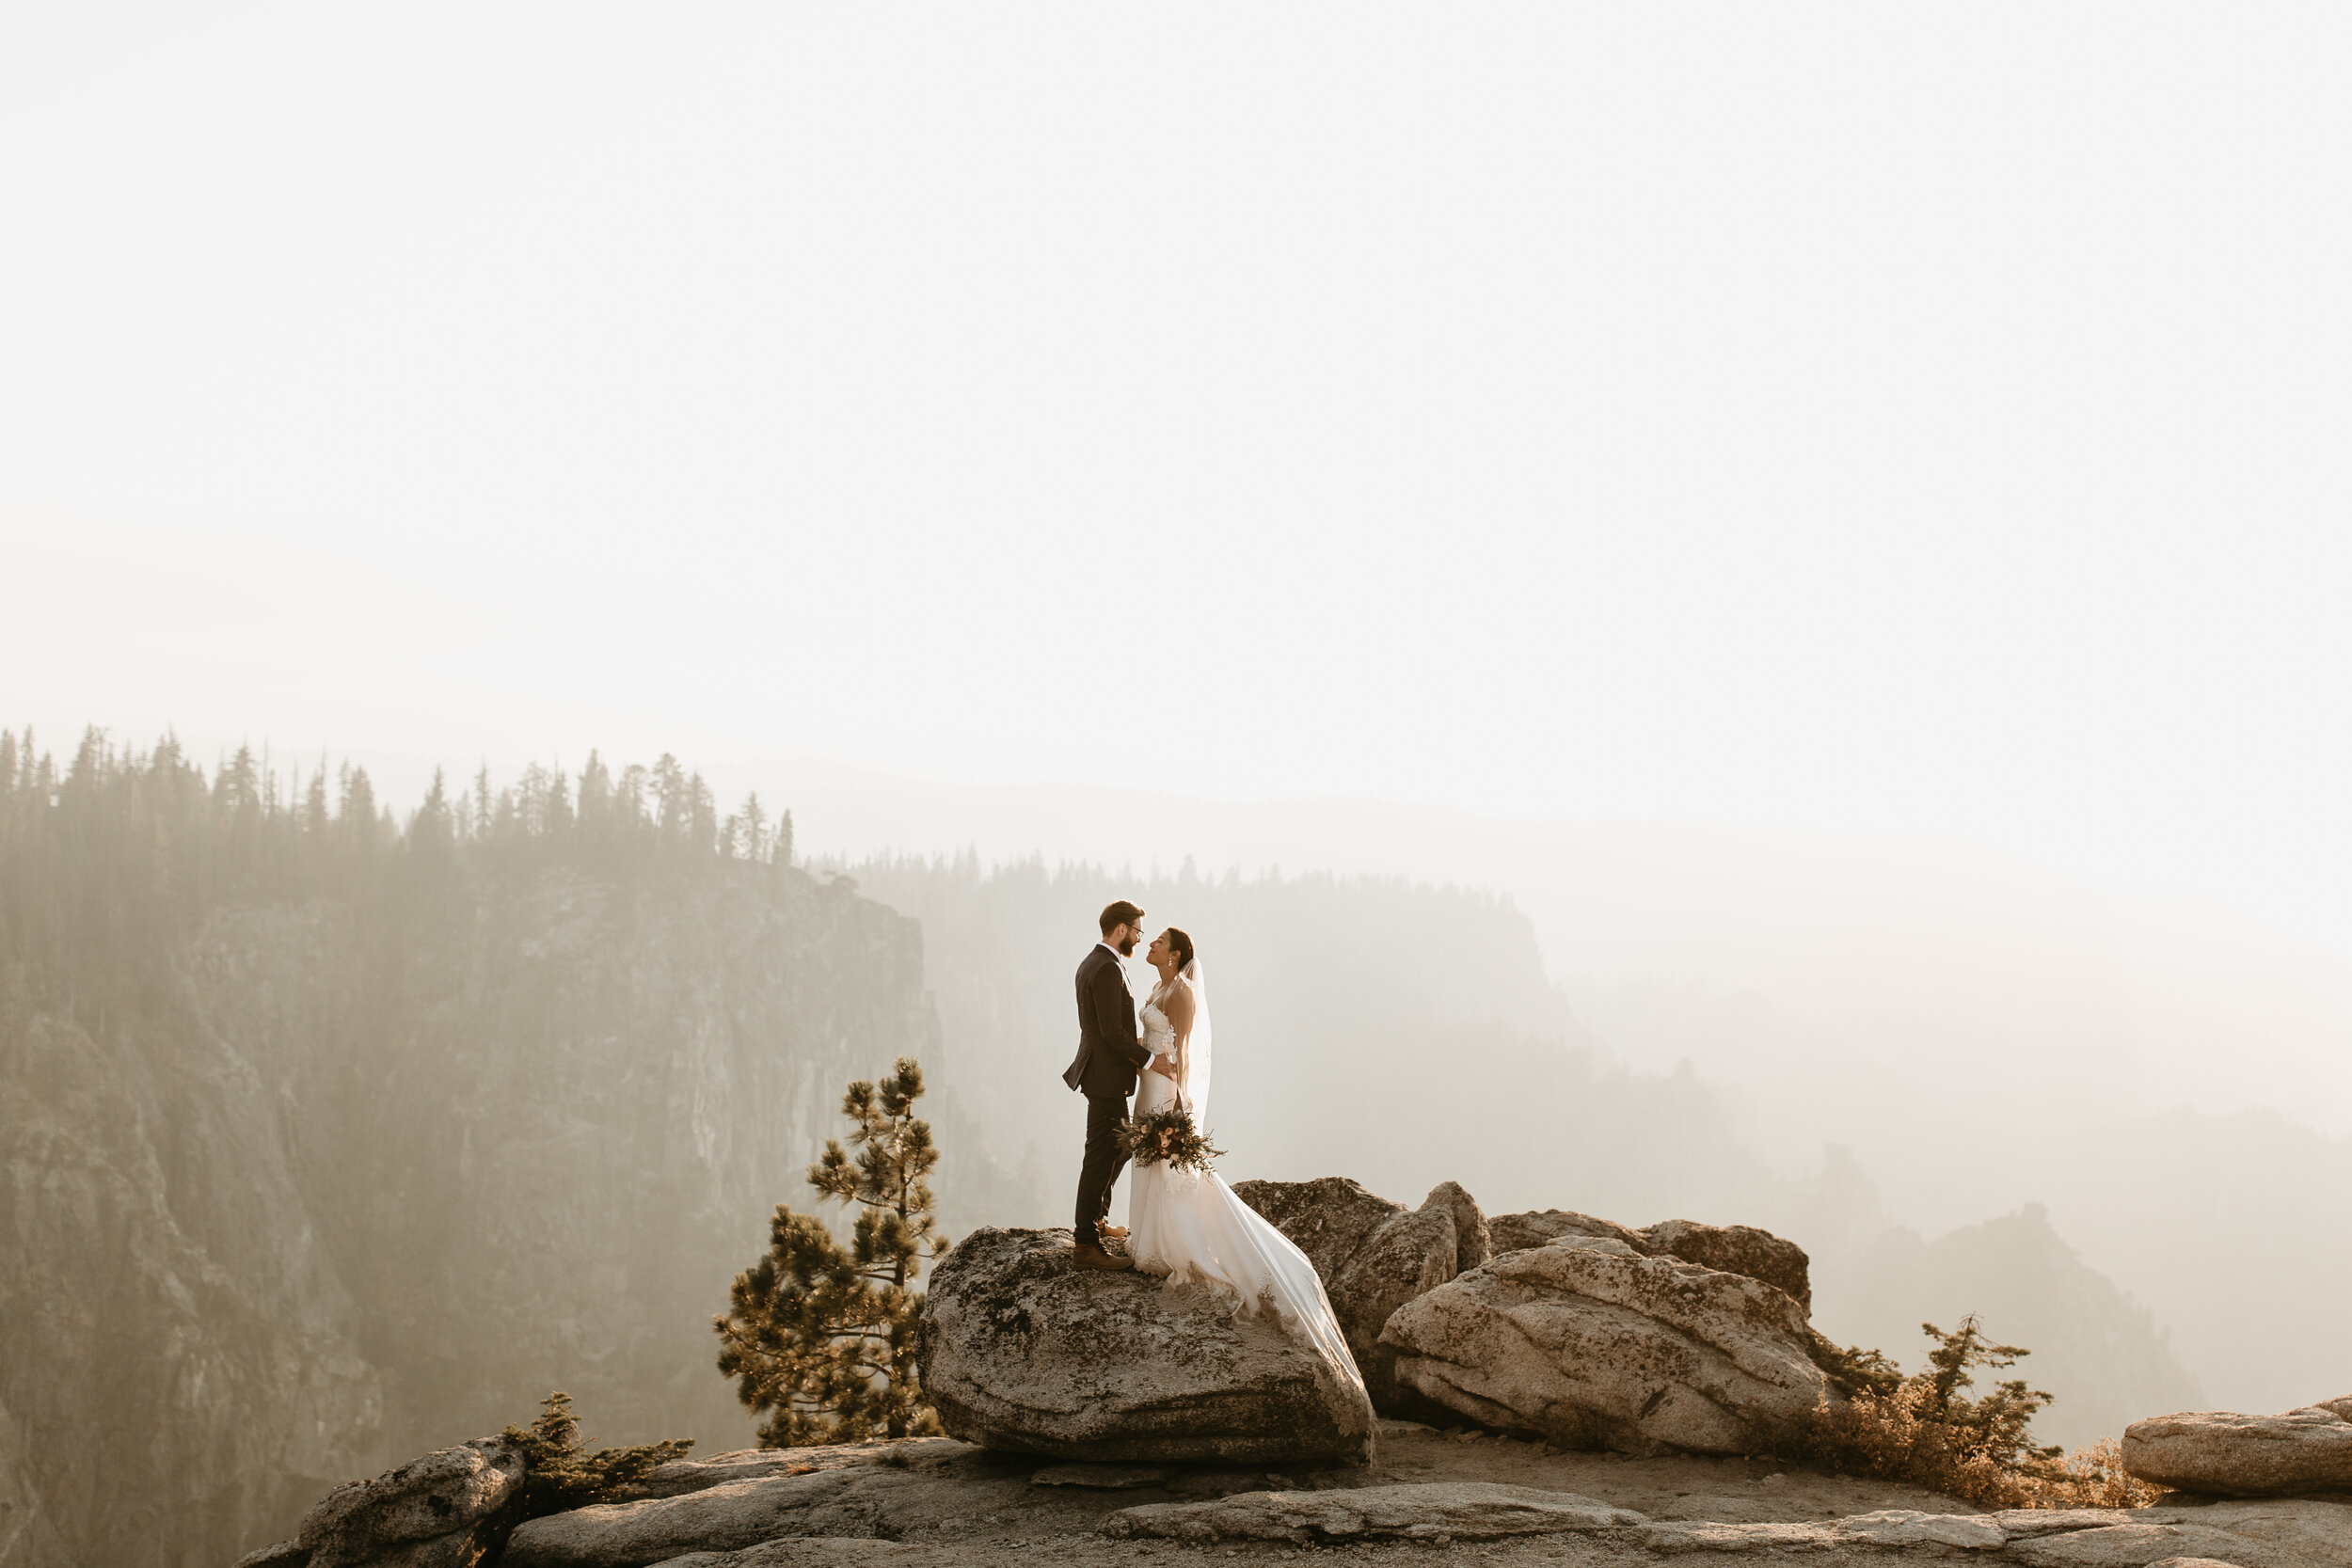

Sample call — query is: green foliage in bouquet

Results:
[713,1057,950,1446]
[1116,1103,1225,1173]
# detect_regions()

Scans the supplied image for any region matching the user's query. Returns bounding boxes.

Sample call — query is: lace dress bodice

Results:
[1136,990,1186,1114]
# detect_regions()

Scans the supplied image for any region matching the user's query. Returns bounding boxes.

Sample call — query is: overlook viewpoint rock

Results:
[244,1426,2352,1568]
[921,1180,1846,1467]
[915,1226,1376,1466]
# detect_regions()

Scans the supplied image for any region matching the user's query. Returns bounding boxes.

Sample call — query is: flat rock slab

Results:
[1100,1481,1647,1542]
[2004,1521,2287,1567]
[1166,1469,1307,1497]
[917,1226,1375,1465]
[2125,1408,2352,1498]
[1640,1510,2006,1556]
[633,1441,963,1499]
[1643,1501,2352,1567]
[644,1543,941,1568]
[1027,1464,1176,1489]
[2126,1498,2352,1568]
[505,1469,925,1568]
[1093,1484,2350,1565]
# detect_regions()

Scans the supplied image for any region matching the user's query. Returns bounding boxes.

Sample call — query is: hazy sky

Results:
[7,5,2352,950]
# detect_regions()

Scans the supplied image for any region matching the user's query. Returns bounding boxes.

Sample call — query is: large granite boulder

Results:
[1488,1210,1812,1312]
[1378,1235,1837,1454]
[1231,1177,1489,1414]
[2122,1402,2352,1497]
[240,1438,525,1568]
[916,1227,1375,1465]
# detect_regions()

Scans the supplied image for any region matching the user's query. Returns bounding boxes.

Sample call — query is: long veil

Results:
[1130,954,1364,1397]
[1179,957,1211,1117]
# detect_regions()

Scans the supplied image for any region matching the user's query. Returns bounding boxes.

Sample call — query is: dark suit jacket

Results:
[1062,942,1152,1098]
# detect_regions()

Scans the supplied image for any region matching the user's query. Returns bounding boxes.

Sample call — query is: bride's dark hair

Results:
[1164,927,1195,973]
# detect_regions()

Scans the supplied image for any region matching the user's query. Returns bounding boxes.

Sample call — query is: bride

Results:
[1125,927,1364,1392]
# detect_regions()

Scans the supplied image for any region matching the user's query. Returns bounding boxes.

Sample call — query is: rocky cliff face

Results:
[0,738,942,1568]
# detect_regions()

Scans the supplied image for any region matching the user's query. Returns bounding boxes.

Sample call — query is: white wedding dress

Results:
[1125,966,1364,1392]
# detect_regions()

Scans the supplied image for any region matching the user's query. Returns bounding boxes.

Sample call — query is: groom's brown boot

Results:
[1073,1242,1134,1271]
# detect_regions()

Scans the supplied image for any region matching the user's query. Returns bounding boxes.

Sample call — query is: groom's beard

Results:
[1115,936,1136,956]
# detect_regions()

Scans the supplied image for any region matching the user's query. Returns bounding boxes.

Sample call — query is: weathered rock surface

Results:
[2003,1499,2351,1567]
[506,1469,909,1568]
[1638,1218,1813,1313]
[639,1544,935,1568]
[2124,1405,2352,1497]
[236,1439,526,1568]
[1635,1500,2347,1564]
[1488,1210,1813,1312]
[266,1420,2352,1568]
[1380,1237,1836,1454]
[627,1441,961,1500]
[1230,1176,1490,1412]
[1100,1487,2349,1563]
[917,1226,1375,1465]
[1102,1481,1645,1542]
[1029,1463,1177,1489]
[1487,1209,1648,1256]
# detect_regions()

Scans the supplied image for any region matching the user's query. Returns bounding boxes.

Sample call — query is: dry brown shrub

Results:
[1781,1316,2166,1512]
[1785,1381,2033,1508]
[2014,1437,2168,1510]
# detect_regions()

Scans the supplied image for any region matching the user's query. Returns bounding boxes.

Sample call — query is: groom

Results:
[1062,899,1168,1271]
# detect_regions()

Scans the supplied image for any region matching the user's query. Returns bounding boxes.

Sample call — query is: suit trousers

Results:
[1073,1090,1132,1247]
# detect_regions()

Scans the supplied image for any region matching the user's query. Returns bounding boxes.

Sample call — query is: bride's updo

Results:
[1165,927,1195,974]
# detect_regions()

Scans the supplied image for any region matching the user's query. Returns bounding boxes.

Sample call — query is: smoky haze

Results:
[4,5,2351,1563]
[8,6,2352,950]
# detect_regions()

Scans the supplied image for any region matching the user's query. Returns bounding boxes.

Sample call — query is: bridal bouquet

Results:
[1118,1104,1225,1173]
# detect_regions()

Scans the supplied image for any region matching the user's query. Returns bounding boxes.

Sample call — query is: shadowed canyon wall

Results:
[0,736,937,1567]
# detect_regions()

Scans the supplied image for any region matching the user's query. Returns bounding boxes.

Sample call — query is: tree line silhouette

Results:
[0,725,794,1040]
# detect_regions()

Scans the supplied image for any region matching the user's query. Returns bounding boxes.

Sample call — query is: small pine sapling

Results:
[500,1391,694,1516]
[713,1057,951,1446]
[1779,1315,2158,1509]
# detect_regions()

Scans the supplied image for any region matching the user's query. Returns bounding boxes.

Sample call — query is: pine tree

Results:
[1917,1314,2061,1468]
[500,1392,693,1516]
[712,1058,949,1447]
